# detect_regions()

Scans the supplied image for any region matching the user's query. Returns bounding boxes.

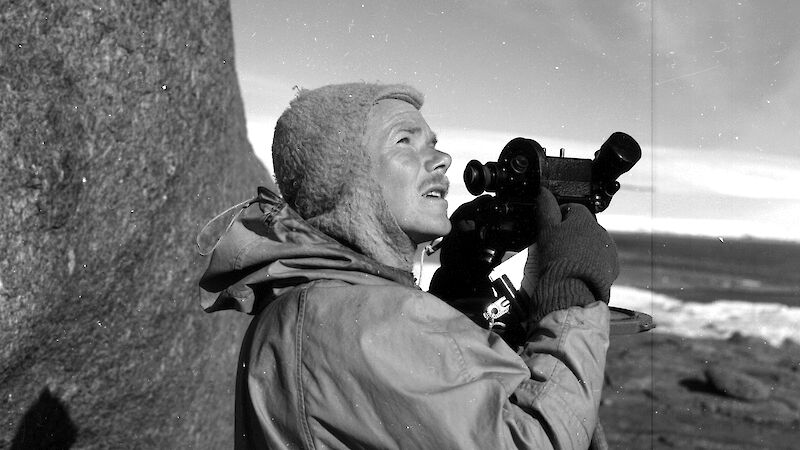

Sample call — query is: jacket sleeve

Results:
[344,292,610,450]
[510,301,610,448]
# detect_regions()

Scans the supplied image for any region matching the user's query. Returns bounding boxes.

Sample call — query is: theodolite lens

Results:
[464,160,498,195]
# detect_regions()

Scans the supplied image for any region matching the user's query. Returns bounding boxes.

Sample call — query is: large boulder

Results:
[0,1,272,448]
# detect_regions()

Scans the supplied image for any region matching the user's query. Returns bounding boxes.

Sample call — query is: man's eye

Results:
[397,137,410,145]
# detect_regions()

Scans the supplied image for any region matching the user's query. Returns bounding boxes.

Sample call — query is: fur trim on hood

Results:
[271,82,424,272]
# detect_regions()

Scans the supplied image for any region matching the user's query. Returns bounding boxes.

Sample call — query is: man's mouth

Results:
[423,188,446,199]
[422,186,448,199]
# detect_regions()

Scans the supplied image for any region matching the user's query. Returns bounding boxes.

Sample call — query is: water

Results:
[417,261,800,347]
[610,285,800,347]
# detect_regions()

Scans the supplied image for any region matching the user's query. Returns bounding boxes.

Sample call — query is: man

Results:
[198,82,617,449]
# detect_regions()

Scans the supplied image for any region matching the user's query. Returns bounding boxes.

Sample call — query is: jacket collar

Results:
[197,187,417,314]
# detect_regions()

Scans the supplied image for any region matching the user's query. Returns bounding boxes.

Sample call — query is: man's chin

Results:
[410,223,452,245]
[438,221,453,239]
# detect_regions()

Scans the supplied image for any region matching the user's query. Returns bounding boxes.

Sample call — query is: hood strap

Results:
[196,187,287,256]
[196,196,259,257]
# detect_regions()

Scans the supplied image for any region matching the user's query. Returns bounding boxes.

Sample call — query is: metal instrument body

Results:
[462,132,642,261]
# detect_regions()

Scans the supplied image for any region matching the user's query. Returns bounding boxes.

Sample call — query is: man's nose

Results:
[425,149,452,173]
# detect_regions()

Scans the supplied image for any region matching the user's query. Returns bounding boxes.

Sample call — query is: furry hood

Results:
[271,82,425,272]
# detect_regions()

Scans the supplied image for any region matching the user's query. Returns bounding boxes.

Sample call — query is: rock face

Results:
[0,1,272,448]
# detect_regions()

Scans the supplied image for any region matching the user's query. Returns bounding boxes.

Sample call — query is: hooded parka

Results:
[198,188,609,450]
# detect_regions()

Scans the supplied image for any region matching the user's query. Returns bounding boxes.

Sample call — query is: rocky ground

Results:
[601,331,800,449]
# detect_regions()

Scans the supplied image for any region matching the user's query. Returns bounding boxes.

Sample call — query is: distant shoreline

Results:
[612,231,800,307]
[610,230,800,247]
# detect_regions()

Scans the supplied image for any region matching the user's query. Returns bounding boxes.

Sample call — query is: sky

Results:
[229,0,800,241]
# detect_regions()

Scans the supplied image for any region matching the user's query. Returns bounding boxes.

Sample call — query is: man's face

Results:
[364,99,452,244]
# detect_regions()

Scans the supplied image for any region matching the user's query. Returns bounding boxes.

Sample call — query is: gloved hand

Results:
[428,195,496,302]
[524,188,619,325]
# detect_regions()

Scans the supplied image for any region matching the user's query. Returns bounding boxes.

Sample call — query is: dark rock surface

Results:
[1,1,272,448]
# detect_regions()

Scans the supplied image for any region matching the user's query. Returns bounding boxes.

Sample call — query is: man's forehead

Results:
[368,99,430,132]
[371,98,420,117]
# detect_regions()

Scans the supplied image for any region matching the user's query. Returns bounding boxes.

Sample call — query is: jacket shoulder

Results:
[304,281,470,331]
[300,280,529,387]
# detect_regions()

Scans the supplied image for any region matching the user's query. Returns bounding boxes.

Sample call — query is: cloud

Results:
[651,146,800,201]
[436,127,800,241]
[241,115,800,241]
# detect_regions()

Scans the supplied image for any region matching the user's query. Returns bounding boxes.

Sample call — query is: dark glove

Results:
[525,188,619,325]
[428,195,496,302]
